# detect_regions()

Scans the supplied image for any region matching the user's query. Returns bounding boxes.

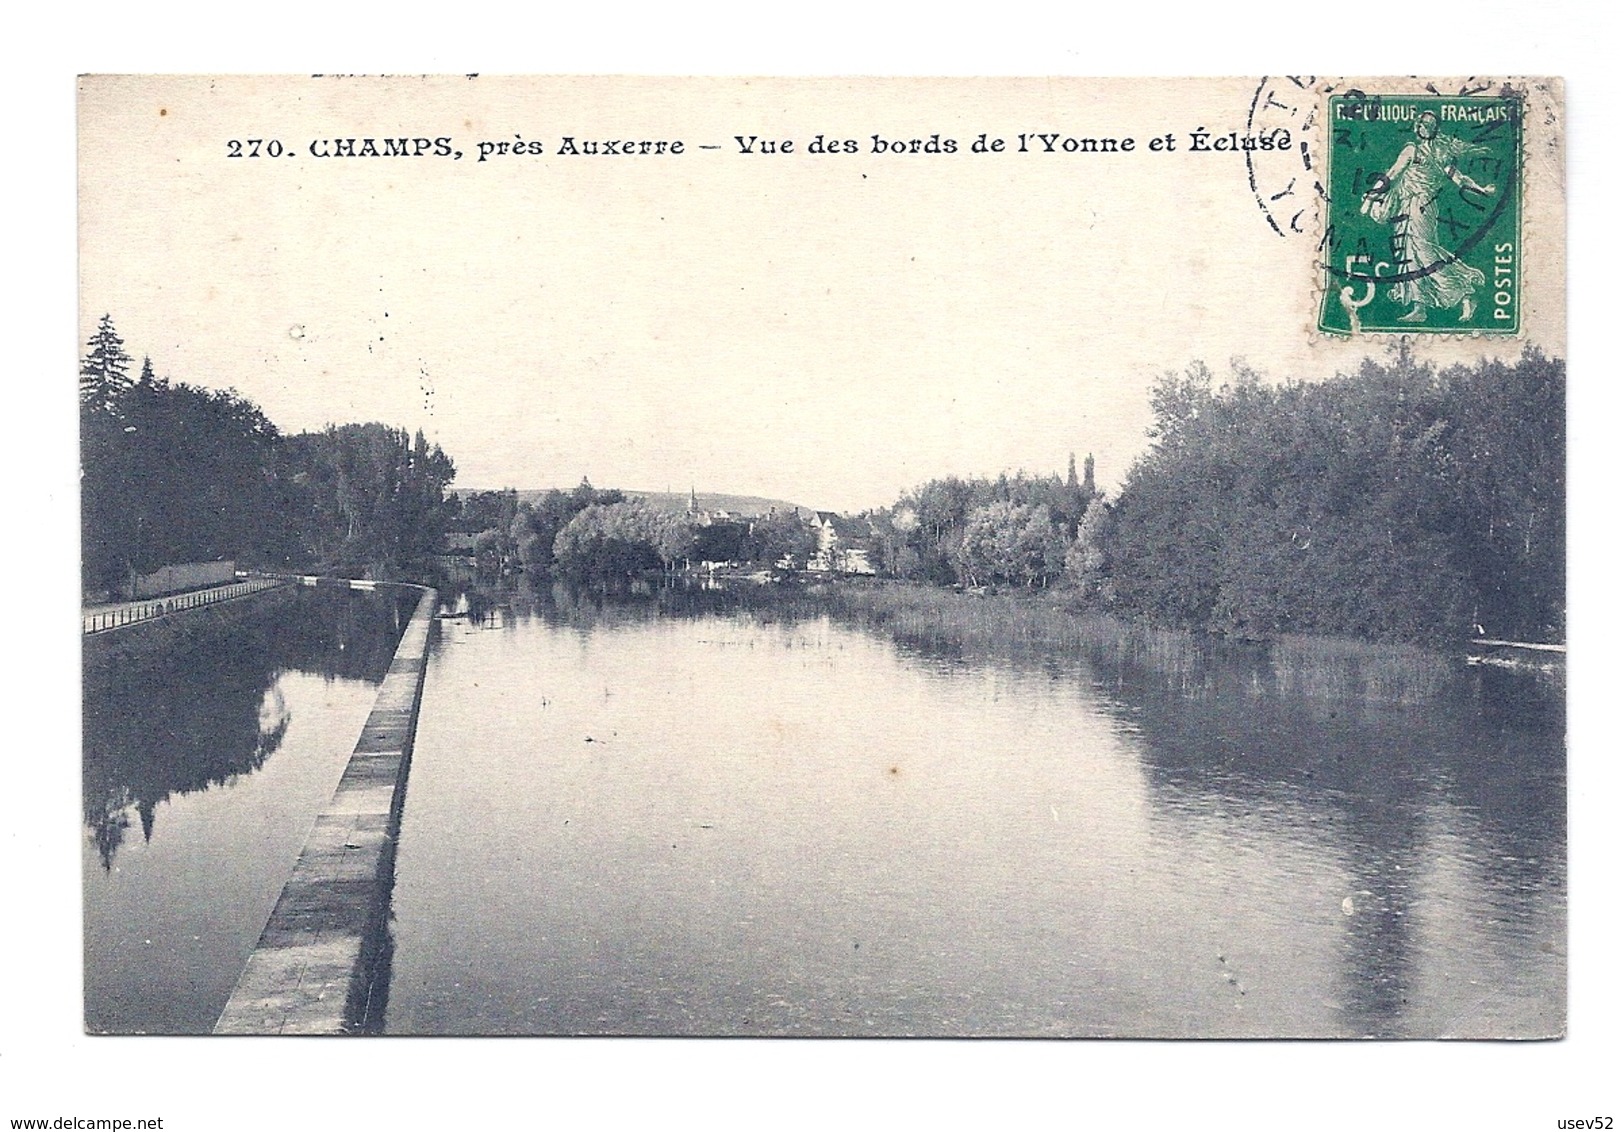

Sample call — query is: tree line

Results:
[81,315,457,595]
[79,314,819,595]
[85,310,1562,643]
[1107,349,1563,643]
[450,482,822,583]
[857,456,1100,590]
[864,349,1563,644]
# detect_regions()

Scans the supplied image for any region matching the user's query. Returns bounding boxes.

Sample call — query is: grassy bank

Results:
[811,581,1470,706]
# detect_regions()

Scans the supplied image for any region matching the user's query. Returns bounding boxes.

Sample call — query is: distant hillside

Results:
[631,491,810,518]
[464,487,810,517]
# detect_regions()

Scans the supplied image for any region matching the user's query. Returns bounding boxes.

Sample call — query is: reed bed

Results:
[816,582,1471,706]
[489,576,1500,706]
[1269,632,1460,705]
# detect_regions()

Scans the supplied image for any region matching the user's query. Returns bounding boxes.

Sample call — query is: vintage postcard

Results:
[78,75,1565,1040]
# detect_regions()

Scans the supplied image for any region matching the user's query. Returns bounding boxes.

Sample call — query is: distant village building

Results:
[809,510,876,574]
[686,486,750,528]
[682,489,875,574]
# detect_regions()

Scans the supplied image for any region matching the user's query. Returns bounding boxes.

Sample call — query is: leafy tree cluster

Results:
[693,519,749,564]
[445,489,521,572]
[80,316,458,594]
[278,423,457,578]
[447,488,520,535]
[745,509,819,572]
[542,498,830,583]
[956,501,1069,588]
[502,486,823,582]
[82,319,282,592]
[864,463,1098,588]
[1104,350,1564,642]
[689,515,812,569]
[551,499,695,583]
[506,480,629,574]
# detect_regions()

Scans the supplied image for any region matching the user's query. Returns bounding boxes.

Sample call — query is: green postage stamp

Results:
[1318,91,1522,334]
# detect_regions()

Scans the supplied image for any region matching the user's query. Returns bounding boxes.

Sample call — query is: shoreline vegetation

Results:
[822,581,1568,708]
[82,314,1563,659]
[463,574,1561,713]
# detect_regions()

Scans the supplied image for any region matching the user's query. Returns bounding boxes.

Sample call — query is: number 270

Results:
[226,139,286,157]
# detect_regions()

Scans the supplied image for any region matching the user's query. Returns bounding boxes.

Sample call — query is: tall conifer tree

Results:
[80,314,134,413]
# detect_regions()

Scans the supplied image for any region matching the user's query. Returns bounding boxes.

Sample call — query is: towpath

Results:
[82,577,288,634]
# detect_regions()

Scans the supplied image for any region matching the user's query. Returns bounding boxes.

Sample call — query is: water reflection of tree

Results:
[83,589,415,867]
[441,575,833,637]
[855,606,1562,1034]
[1095,659,1562,1037]
[428,577,1561,1034]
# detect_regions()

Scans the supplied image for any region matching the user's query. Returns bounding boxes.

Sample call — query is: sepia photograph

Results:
[74,74,1568,1045]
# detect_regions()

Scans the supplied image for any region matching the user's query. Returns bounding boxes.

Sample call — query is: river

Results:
[380,582,1564,1037]
[81,587,417,1034]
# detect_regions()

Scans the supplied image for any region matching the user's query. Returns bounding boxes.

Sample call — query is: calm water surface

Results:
[385,587,1564,1037]
[82,589,413,1033]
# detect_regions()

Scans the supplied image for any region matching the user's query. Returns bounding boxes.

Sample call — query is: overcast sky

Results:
[79,76,1563,512]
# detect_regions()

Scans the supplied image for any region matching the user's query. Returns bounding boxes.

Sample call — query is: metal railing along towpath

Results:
[82,577,288,634]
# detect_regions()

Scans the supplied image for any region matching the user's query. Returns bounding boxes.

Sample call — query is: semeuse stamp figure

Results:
[1319,91,1522,335]
[1361,110,1497,323]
